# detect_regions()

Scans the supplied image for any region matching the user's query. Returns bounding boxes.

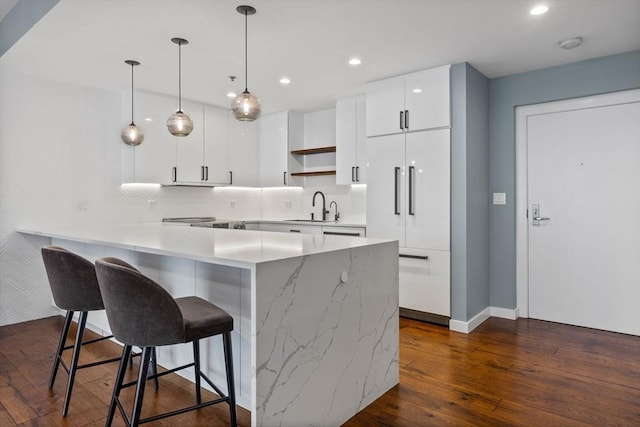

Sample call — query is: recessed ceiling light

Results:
[559,37,583,49]
[144,118,153,122]
[348,57,362,66]
[279,77,291,85]
[530,5,548,15]
[412,88,422,93]
[226,91,237,98]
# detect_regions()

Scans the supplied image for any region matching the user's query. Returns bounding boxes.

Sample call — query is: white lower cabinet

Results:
[398,249,450,317]
[259,223,322,234]
[322,226,366,237]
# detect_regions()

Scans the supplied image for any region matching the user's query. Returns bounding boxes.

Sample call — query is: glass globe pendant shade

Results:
[121,123,144,146]
[167,110,193,137]
[231,90,261,121]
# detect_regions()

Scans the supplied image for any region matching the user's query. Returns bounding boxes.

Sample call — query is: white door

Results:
[227,113,258,186]
[366,76,405,137]
[203,105,229,184]
[336,97,357,185]
[175,101,204,183]
[405,129,450,251]
[366,134,406,246]
[259,111,288,187]
[404,66,451,132]
[525,93,640,335]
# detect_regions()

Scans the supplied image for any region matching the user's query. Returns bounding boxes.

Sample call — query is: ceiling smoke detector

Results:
[559,37,583,50]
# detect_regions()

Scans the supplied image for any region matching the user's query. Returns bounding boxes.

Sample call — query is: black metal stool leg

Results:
[62,311,87,417]
[106,345,132,427]
[223,332,237,427]
[193,340,202,405]
[131,347,152,426]
[151,347,159,391]
[49,310,74,389]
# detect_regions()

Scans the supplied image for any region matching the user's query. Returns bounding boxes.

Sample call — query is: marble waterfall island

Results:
[19,223,399,426]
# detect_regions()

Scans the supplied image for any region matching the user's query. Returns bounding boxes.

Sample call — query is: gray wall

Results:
[488,50,640,309]
[451,62,490,322]
[0,0,59,57]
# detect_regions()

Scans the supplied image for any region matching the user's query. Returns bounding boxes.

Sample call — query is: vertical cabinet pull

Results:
[205,166,208,181]
[351,166,355,182]
[355,166,360,182]
[201,166,205,181]
[408,165,415,215]
[283,171,287,185]
[172,167,177,183]
[394,167,401,215]
[404,110,409,130]
[399,111,404,130]
[229,171,233,185]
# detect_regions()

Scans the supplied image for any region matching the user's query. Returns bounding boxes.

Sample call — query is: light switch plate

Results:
[493,192,506,205]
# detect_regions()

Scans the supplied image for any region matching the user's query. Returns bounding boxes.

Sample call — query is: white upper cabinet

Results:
[336,95,367,185]
[133,91,177,184]
[259,111,290,187]
[203,105,230,184]
[366,65,450,137]
[174,100,204,183]
[227,113,258,186]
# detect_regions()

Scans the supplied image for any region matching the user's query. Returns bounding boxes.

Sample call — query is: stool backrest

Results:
[41,246,104,311]
[95,257,185,346]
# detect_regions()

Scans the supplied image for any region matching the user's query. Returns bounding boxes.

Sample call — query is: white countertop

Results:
[18,223,392,269]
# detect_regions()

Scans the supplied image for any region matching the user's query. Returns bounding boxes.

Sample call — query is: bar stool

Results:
[41,246,124,417]
[95,257,237,427]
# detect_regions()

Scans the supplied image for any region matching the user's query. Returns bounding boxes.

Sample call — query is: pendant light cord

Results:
[178,41,183,112]
[244,10,248,92]
[130,63,135,125]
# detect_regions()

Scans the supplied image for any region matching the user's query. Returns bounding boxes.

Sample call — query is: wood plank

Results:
[290,146,336,155]
[289,170,336,177]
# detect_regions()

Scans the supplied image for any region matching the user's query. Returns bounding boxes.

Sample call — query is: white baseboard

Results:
[449,306,519,334]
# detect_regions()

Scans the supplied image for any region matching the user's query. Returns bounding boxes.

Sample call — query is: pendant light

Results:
[167,37,193,137]
[231,5,261,121]
[121,60,144,146]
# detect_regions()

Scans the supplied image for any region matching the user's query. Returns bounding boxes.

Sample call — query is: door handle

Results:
[172,167,177,183]
[532,204,550,226]
[283,171,287,185]
[352,166,355,182]
[355,166,360,182]
[229,171,233,185]
[399,111,404,130]
[201,166,205,181]
[394,167,401,215]
[205,166,208,181]
[404,110,409,129]
[399,254,428,260]
[533,217,551,221]
[408,165,415,215]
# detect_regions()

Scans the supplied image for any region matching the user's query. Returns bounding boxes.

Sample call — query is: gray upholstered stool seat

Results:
[41,246,124,417]
[95,256,237,427]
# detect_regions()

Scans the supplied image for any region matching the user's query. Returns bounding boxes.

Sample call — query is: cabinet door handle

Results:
[201,166,205,181]
[205,166,209,181]
[229,171,233,185]
[289,229,301,233]
[356,166,360,182]
[399,111,404,130]
[172,167,177,183]
[408,165,415,215]
[394,167,401,215]
[399,254,428,260]
[404,110,409,129]
[352,166,355,182]
[283,171,287,185]
[323,231,361,237]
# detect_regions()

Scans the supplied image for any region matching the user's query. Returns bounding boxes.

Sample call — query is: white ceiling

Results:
[2,0,639,113]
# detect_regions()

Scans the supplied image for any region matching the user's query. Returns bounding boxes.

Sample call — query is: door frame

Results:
[515,89,640,318]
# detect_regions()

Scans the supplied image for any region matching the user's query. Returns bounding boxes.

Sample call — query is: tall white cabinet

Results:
[258,111,304,187]
[366,65,451,320]
[336,95,367,185]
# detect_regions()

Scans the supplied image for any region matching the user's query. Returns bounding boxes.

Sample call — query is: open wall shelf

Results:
[290,170,336,177]
[290,146,336,155]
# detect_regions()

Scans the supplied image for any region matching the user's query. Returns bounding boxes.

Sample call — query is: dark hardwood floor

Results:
[1,315,638,426]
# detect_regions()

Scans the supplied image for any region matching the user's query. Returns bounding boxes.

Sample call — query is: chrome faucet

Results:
[329,200,340,221]
[312,191,329,221]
